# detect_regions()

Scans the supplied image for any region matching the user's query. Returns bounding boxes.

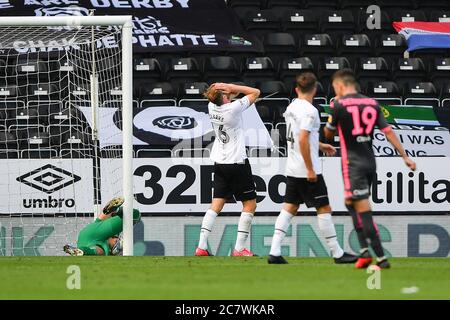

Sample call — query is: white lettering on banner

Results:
[99,157,450,213]
[90,0,190,8]
[0,159,93,214]
[136,34,218,47]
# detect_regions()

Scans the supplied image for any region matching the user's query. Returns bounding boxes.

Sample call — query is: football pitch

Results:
[0,257,449,300]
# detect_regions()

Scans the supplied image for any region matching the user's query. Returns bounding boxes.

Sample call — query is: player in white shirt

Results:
[195,83,261,257]
[268,73,357,264]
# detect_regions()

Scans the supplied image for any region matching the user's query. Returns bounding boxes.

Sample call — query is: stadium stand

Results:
[0,0,449,159]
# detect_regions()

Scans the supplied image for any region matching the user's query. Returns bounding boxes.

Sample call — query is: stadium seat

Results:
[0,85,18,99]
[391,10,427,22]
[140,82,177,107]
[300,34,335,66]
[280,9,320,39]
[279,57,314,91]
[165,57,202,86]
[179,82,209,100]
[12,107,40,125]
[319,10,356,39]
[374,34,407,64]
[257,80,290,99]
[203,56,240,84]
[0,131,16,149]
[242,56,276,84]
[26,83,60,100]
[430,58,450,94]
[393,58,428,88]
[356,57,391,89]
[338,34,372,66]
[364,81,403,105]
[404,82,440,108]
[49,124,87,146]
[243,9,281,38]
[133,58,162,81]
[428,10,450,22]
[317,57,351,93]
[263,33,297,65]
[69,83,89,100]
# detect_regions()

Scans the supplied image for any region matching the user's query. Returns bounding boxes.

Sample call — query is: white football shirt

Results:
[284,98,322,178]
[209,96,251,164]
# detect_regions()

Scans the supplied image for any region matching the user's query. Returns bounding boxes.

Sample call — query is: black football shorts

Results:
[284,174,330,208]
[213,159,257,201]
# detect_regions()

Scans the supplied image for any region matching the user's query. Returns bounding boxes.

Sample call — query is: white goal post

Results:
[0,16,135,256]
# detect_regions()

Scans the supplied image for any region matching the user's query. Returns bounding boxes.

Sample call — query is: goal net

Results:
[0,16,134,256]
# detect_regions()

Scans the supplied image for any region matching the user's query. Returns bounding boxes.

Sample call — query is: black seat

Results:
[203,56,240,84]
[179,82,209,100]
[393,58,428,88]
[242,56,276,84]
[374,34,407,64]
[140,82,177,107]
[428,10,450,22]
[364,81,402,105]
[319,10,356,39]
[279,57,314,91]
[391,10,427,22]
[243,9,280,38]
[133,58,162,81]
[430,58,450,95]
[0,131,17,150]
[300,34,335,66]
[280,9,320,38]
[338,34,372,66]
[257,80,289,99]
[12,107,40,125]
[356,57,391,89]
[317,57,351,92]
[263,33,297,65]
[26,83,60,100]
[165,57,201,86]
[404,82,440,108]
[0,85,18,99]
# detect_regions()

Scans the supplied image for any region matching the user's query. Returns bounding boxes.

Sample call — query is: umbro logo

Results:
[16,164,81,194]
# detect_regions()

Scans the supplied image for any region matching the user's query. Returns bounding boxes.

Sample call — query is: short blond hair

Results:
[203,85,224,105]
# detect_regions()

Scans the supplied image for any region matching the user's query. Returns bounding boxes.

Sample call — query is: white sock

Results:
[235,212,254,251]
[317,213,344,258]
[198,209,218,250]
[269,209,294,257]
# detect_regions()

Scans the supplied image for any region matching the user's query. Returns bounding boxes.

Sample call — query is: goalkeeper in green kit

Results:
[63,197,141,256]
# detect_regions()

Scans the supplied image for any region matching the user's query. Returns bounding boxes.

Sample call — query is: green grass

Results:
[0,257,449,299]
